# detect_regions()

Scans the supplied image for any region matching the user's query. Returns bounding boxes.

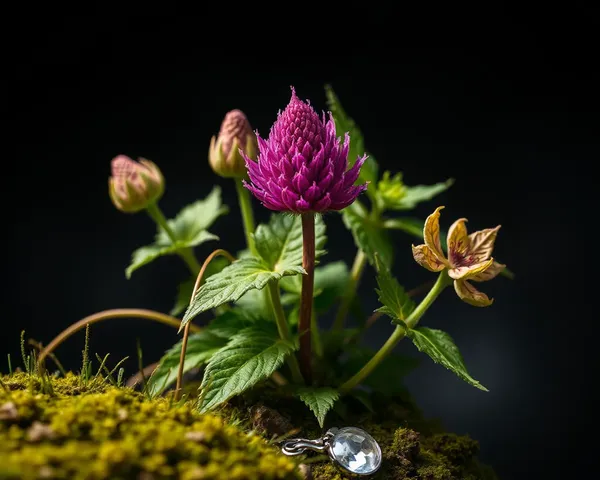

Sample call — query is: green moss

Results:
[1,372,497,480]
[0,372,299,480]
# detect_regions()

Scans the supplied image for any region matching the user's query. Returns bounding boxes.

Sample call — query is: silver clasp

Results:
[280,429,337,456]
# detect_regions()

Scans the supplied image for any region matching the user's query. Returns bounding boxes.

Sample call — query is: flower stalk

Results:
[338,270,451,394]
[298,213,316,382]
[146,202,201,274]
[267,282,304,384]
[234,178,257,255]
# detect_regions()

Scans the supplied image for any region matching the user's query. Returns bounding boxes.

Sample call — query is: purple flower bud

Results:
[242,87,368,213]
[209,109,258,178]
[109,155,164,213]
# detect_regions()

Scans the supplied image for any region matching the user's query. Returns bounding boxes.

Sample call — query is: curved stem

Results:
[175,249,235,401]
[146,202,201,274]
[332,249,367,330]
[28,339,67,376]
[299,213,315,383]
[37,309,201,373]
[234,178,257,255]
[338,271,450,394]
[267,281,304,384]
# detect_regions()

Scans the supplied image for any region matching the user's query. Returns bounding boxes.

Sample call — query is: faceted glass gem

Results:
[328,427,382,475]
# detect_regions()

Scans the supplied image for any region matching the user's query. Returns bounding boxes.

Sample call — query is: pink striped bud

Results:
[209,110,257,178]
[109,155,164,213]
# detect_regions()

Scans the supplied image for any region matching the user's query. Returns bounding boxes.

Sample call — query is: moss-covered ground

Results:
[0,371,496,479]
[0,372,299,480]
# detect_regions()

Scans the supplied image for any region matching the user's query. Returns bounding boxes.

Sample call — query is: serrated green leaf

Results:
[396,179,454,210]
[199,325,297,412]
[204,255,231,278]
[182,257,304,330]
[254,213,327,273]
[156,186,229,244]
[147,330,228,397]
[377,172,453,211]
[126,242,192,279]
[296,387,340,428]
[407,327,488,391]
[204,309,256,338]
[342,200,393,267]
[147,309,252,397]
[383,217,513,278]
[374,255,416,323]
[125,187,228,278]
[325,85,379,185]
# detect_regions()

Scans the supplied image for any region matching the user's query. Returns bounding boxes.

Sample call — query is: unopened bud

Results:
[108,155,164,213]
[377,171,407,209]
[209,109,257,178]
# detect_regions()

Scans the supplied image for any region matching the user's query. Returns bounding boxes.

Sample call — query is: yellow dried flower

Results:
[412,206,506,307]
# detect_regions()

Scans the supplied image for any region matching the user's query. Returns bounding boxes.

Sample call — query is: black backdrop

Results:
[4,10,597,480]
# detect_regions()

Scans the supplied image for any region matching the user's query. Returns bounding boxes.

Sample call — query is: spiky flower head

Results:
[109,155,164,213]
[242,87,368,213]
[209,109,257,178]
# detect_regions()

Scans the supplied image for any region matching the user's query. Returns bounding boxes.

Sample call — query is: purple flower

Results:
[242,87,368,213]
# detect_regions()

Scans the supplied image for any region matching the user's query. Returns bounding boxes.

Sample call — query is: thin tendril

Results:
[37,309,201,373]
[174,249,236,401]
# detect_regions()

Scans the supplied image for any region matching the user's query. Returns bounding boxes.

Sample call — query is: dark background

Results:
[4,9,597,480]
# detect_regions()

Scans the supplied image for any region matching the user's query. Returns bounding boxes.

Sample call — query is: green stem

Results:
[146,202,201,274]
[234,178,257,255]
[299,213,315,383]
[405,271,450,328]
[311,306,323,359]
[332,249,367,330]
[267,282,304,384]
[234,178,273,319]
[338,270,450,394]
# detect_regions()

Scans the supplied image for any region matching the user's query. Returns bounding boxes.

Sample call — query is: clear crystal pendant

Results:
[281,426,382,476]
